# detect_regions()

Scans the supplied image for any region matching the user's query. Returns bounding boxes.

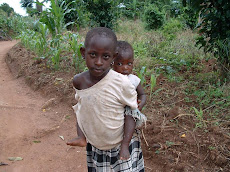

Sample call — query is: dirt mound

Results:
[6,43,76,105]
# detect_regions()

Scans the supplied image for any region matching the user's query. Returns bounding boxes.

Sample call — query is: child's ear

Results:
[80,47,85,59]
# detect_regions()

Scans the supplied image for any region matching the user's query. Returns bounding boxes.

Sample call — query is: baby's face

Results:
[113,50,134,75]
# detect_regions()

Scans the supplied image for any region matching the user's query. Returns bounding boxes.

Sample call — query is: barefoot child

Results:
[67,27,145,171]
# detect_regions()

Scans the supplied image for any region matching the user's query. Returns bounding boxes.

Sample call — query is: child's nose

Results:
[124,65,129,69]
[95,57,103,66]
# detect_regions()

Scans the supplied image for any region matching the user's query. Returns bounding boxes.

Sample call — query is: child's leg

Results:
[120,115,135,160]
[66,122,87,147]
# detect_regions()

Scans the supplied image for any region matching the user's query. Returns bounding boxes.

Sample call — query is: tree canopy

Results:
[0,3,14,16]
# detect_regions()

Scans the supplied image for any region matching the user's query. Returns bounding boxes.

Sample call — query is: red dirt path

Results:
[0,41,87,172]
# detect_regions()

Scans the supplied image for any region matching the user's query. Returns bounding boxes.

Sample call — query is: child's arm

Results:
[136,83,146,111]
[120,115,136,160]
[119,76,138,159]
[67,122,87,147]
[66,73,87,147]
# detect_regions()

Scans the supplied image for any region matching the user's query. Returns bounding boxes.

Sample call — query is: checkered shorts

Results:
[86,130,145,172]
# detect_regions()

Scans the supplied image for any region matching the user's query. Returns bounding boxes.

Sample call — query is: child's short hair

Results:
[117,41,133,54]
[85,27,117,50]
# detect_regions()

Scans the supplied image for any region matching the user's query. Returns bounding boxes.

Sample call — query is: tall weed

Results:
[150,74,157,99]
[193,107,207,129]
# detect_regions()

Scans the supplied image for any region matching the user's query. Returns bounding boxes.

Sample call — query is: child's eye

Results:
[103,55,110,59]
[117,62,122,66]
[90,53,96,57]
[128,62,133,66]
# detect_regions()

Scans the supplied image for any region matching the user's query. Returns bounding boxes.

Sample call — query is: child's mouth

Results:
[94,68,103,72]
[122,71,129,75]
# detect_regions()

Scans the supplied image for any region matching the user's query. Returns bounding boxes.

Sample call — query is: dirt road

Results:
[0,41,87,172]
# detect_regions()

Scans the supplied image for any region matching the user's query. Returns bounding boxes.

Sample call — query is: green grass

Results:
[116,19,229,130]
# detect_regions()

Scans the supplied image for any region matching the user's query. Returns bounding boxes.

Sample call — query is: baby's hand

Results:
[137,99,141,108]
[138,99,144,111]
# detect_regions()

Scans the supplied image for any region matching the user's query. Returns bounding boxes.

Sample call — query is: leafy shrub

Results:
[169,1,182,18]
[0,10,35,38]
[0,10,8,32]
[121,0,144,20]
[0,3,14,16]
[180,7,198,29]
[143,5,164,30]
[85,0,118,29]
[195,0,230,81]
[161,18,184,40]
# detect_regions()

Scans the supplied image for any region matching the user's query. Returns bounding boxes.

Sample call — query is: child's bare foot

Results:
[119,143,130,160]
[66,137,87,147]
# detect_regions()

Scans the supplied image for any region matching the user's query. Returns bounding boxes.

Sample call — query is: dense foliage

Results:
[0,3,14,16]
[85,0,118,29]
[20,0,48,16]
[143,5,164,30]
[20,0,33,8]
[120,0,144,19]
[180,6,198,29]
[189,0,230,81]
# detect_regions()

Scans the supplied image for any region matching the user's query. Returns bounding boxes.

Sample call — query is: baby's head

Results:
[80,27,117,78]
[113,41,134,75]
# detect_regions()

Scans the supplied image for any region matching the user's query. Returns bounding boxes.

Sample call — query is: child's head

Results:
[113,41,134,75]
[80,27,117,78]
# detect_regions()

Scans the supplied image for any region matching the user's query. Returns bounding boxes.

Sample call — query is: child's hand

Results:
[119,143,130,160]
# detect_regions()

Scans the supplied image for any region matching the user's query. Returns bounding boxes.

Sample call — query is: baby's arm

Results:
[120,115,136,160]
[136,83,146,111]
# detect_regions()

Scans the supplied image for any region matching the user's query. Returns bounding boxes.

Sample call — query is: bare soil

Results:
[1,41,230,172]
[0,41,87,172]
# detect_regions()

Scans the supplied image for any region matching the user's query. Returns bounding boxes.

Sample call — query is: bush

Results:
[0,10,35,38]
[195,0,230,82]
[0,10,8,32]
[0,3,14,16]
[121,1,144,20]
[180,7,198,29]
[143,5,164,30]
[85,0,118,29]
[161,18,184,40]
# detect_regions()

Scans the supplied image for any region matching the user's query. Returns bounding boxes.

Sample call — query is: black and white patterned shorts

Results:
[86,130,145,172]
